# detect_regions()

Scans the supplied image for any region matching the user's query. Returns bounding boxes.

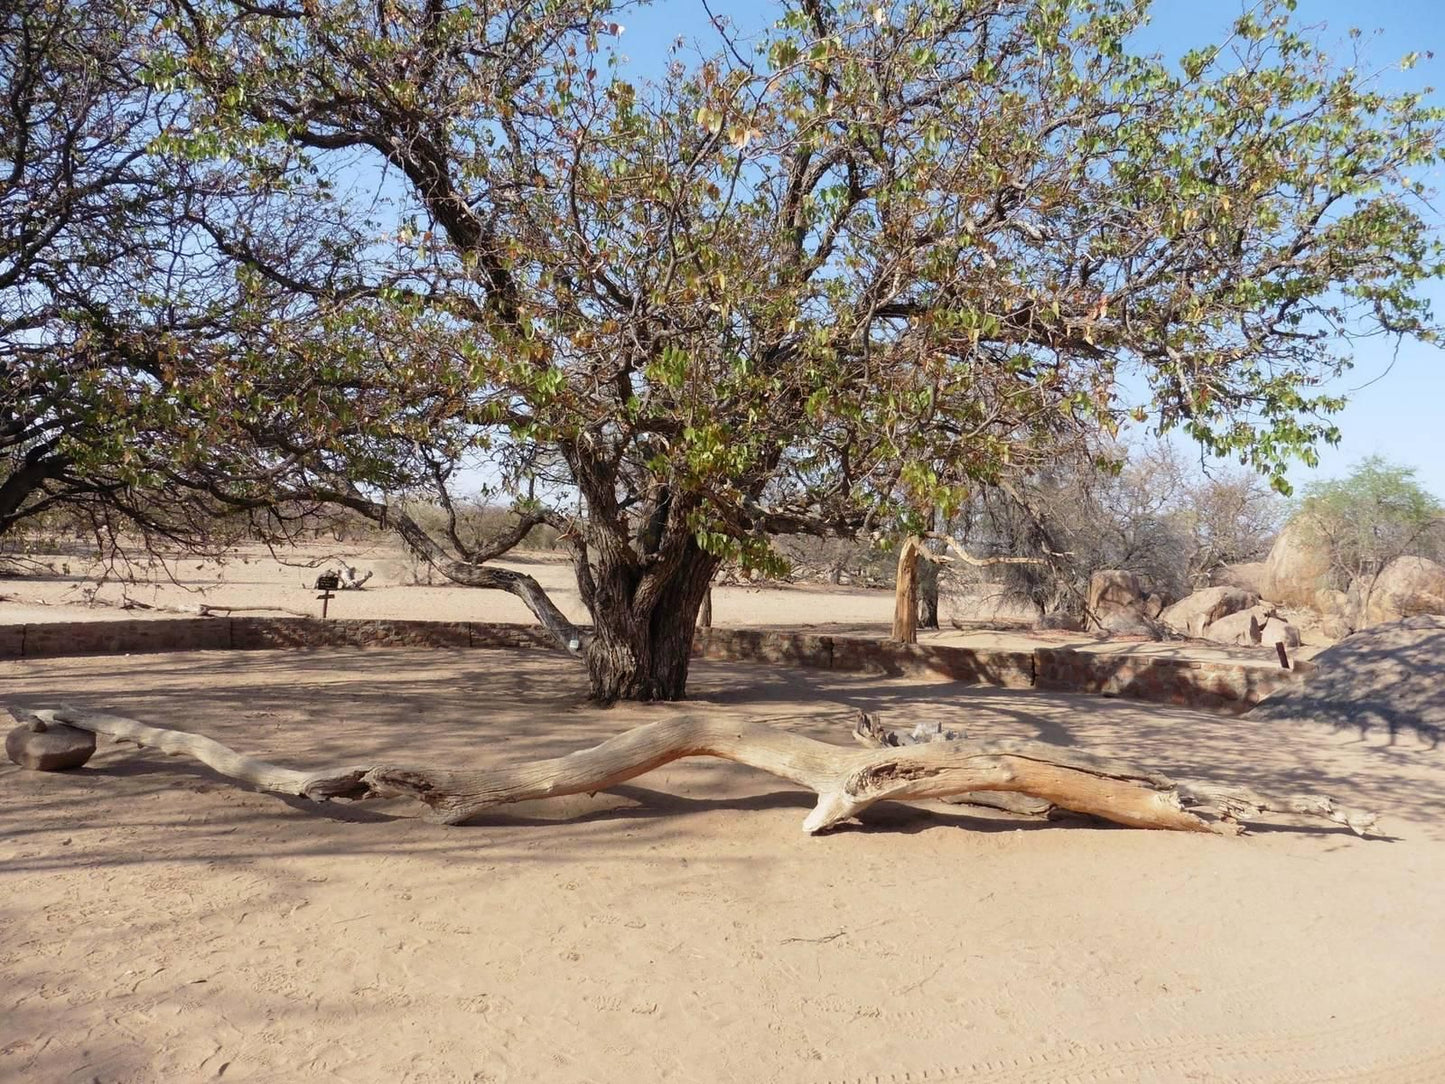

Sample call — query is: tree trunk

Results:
[892,537,921,642]
[698,588,713,629]
[917,511,944,629]
[918,557,940,629]
[585,547,720,703]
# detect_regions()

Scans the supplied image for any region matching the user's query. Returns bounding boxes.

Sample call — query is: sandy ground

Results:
[0,542,1321,664]
[3,644,1443,1083]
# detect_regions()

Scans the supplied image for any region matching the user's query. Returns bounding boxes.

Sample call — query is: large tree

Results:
[123,0,1442,700]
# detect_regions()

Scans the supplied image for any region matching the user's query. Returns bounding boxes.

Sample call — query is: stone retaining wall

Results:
[1033,647,1310,713]
[694,628,1035,689]
[0,617,1304,712]
[0,617,560,658]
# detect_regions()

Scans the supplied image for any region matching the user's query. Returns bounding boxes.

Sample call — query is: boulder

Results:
[1088,569,1145,617]
[1202,603,1297,648]
[1210,561,1267,595]
[1261,618,1302,649]
[1097,608,1165,640]
[5,719,96,771]
[1086,570,1164,639]
[1361,556,1445,627]
[1203,606,1267,646]
[1160,585,1260,638]
[1311,587,1357,639]
[1261,518,1333,607]
[1143,593,1166,619]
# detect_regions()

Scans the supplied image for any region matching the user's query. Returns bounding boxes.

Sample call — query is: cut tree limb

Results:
[13,707,1380,839]
[891,537,921,643]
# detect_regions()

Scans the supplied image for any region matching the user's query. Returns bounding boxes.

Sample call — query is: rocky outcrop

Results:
[1160,586,1260,638]
[1210,561,1267,595]
[1360,556,1445,627]
[1261,518,1334,607]
[1085,570,1162,638]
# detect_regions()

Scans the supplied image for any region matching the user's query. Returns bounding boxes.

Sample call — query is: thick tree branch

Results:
[18,707,1380,839]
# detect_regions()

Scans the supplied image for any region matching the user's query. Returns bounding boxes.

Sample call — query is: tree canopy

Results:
[4,0,1443,698]
[1,0,178,538]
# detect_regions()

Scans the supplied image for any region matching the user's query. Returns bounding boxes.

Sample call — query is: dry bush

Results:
[941,442,1285,623]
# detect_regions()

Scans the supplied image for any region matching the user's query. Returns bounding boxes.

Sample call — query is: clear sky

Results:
[608,0,1445,498]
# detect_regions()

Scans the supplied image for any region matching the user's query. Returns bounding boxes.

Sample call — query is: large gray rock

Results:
[6,719,97,771]
[1086,570,1164,639]
[1160,585,1260,638]
[1264,618,1303,649]
[1250,616,1445,742]
[1088,569,1145,617]
[1362,556,1445,627]
[1210,561,1267,595]
[1261,518,1333,607]
[1203,604,1299,648]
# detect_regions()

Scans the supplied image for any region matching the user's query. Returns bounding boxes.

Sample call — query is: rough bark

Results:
[585,544,720,703]
[918,558,941,629]
[21,707,1379,839]
[892,537,921,643]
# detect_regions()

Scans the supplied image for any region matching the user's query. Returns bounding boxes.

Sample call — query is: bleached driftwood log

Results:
[11,706,1379,838]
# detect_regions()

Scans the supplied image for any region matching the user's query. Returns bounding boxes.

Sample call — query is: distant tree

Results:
[1178,465,1287,586]
[942,440,1285,616]
[1297,456,1445,601]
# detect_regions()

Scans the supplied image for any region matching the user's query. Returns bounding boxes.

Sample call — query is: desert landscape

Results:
[7,0,1445,1078]
[3,547,1444,1083]
[0,540,1331,662]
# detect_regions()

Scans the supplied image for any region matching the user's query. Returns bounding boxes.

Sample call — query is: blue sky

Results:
[608,0,1445,498]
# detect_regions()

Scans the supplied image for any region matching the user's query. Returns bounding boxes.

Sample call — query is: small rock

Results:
[5,720,97,771]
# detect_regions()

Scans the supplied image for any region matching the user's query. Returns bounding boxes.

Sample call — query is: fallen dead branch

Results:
[7,706,1379,838]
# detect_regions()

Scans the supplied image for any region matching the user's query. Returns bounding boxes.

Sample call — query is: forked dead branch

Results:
[7,707,1377,838]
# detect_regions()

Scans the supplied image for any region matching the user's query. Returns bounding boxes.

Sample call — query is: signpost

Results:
[314,571,340,619]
